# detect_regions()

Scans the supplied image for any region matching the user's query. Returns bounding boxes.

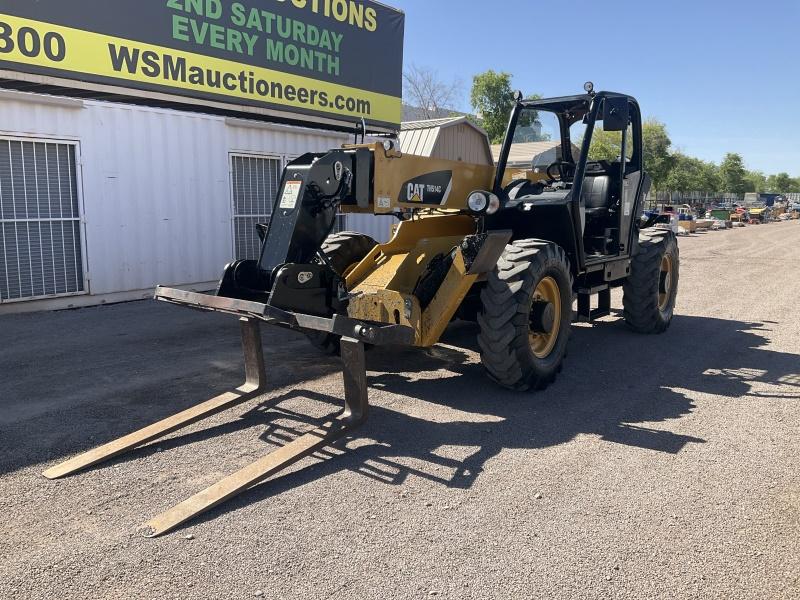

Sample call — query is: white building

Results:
[0,89,389,313]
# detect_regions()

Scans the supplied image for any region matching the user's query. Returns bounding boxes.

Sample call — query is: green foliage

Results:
[583,118,672,191]
[719,153,750,195]
[460,112,483,128]
[745,170,767,193]
[586,128,624,162]
[765,172,800,193]
[701,161,721,192]
[470,70,515,144]
[642,119,674,191]
[664,153,720,193]
[514,94,549,142]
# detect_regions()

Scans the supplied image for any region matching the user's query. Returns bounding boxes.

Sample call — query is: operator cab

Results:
[491,86,646,261]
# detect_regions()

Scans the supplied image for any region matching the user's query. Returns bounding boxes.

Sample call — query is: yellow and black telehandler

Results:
[44,85,679,536]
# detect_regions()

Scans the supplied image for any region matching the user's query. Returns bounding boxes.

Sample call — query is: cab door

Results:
[614,98,646,257]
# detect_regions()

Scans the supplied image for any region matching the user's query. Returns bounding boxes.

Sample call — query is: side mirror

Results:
[602,97,629,132]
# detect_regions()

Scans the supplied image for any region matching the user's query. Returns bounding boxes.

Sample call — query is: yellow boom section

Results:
[340,143,496,214]
[345,214,479,346]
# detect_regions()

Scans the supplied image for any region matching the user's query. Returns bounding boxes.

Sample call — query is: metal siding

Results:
[399,126,442,157]
[412,128,429,155]
[0,93,378,304]
[432,125,492,165]
[343,213,393,243]
[420,127,438,157]
[76,105,233,294]
[431,128,449,160]
[433,127,457,161]
[398,127,419,155]
[400,122,493,165]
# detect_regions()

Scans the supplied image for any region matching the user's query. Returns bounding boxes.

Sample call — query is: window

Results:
[230,153,347,262]
[0,138,84,302]
[230,154,281,261]
[571,102,634,163]
[507,108,564,172]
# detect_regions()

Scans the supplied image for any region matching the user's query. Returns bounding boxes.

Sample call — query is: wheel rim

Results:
[529,276,561,359]
[658,254,674,311]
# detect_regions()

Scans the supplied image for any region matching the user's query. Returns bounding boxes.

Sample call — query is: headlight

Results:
[468,191,488,214]
[467,191,501,215]
[486,193,501,215]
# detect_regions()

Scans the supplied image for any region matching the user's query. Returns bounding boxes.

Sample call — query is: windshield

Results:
[500,98,636,183]
[505,108,570,174]
[570,118,634,163]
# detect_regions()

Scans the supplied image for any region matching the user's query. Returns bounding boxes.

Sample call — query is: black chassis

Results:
[485,91,652,319]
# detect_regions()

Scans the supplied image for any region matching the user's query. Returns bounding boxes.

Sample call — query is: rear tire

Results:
[478,239,573,391]
[305,231,377,355]
[623,229,679,333]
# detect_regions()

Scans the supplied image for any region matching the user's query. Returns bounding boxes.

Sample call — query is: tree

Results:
[462,112,483,128]
[403,64,462,120]
[718,153,749,194]
[745,170,767,193]
[587,128,627,162]
[765,172,800,193]
[700,160,721,192]
[470,70,515,143]
[641,119,673,192]
[664,153,719,192]
[512,94,549,142]
[584,118,673,190]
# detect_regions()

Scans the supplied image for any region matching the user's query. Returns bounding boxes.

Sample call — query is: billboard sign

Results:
[0,0,405,129]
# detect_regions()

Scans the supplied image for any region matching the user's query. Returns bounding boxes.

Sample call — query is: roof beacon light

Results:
[584,81,595,95]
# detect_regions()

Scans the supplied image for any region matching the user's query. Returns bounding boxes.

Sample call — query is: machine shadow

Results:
[190,313,799,529]
[0,316,353,475]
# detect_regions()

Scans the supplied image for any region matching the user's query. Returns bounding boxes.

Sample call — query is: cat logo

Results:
[400,171,453,206]
[407,183,426,203]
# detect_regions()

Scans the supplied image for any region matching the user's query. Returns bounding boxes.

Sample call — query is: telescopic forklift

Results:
[44,84,680,536]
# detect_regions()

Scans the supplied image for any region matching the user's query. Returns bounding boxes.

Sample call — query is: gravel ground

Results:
[1,221,798,599]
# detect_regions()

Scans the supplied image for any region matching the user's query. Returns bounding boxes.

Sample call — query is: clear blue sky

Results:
[391,0,799,176]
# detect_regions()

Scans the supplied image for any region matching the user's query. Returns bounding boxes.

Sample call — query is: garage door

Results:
[0,139,84,302]
[231,154,346,261]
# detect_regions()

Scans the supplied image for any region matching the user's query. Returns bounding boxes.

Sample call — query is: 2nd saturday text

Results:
[167,0,362,76]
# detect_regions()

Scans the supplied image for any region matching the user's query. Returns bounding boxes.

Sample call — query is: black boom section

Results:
[216,148,373,315]
[258,149,373,277]
[260,152,338,276]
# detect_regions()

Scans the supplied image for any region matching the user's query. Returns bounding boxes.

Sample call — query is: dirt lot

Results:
[1,222,798,599]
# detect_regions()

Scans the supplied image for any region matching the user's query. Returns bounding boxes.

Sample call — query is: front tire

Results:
[623,229,679,333]
[305,231,377,354]
[478,240,573,391]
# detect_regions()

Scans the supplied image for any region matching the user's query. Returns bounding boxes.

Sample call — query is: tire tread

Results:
[478,240,573,391]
